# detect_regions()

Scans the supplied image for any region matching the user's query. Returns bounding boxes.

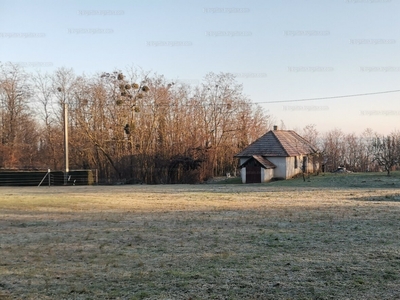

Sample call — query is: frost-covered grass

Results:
[1,184,400,299]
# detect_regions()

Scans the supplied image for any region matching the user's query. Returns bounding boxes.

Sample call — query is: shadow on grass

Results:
[351,193,400,202]
[266,171,400,189]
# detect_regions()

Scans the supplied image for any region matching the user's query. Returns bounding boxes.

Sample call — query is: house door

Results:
[246,166,261,183]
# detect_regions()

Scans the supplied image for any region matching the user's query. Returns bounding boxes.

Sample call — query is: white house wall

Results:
[240,167,246,183]
[261,168,274,182]
[308,159,313,173]
[239,155,320,183]
[307,156,319,173]
[266,157,286,179]
[286,156,302,178]
[286,155,320,178]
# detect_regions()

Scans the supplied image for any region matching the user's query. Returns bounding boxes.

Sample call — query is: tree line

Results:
[301,124,400,175]
[0,62,398,184]
[0,63,272,183]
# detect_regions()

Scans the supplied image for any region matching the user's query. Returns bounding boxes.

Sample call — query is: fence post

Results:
[38,169,51,187]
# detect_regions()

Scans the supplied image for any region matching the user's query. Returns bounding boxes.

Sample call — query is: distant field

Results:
[1,173,400,299]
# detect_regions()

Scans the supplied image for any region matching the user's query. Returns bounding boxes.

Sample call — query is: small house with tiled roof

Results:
[235,126,320,183]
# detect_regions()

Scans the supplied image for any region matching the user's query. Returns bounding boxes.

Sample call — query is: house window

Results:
[295,156,298,169]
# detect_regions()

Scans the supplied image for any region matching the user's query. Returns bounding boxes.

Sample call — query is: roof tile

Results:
[235,130,318,157]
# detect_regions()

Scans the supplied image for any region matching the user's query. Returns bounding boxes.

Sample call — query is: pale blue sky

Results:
[1,0,400,134]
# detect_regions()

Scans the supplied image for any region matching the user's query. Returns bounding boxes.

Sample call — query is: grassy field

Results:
[1,172,400,299]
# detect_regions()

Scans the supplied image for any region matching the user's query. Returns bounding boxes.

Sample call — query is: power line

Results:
[25,89,400,109]
[252,89,400,105]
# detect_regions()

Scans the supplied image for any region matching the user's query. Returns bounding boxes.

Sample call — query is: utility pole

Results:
[64,102,69,185]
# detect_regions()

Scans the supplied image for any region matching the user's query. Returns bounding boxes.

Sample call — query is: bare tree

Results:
[372,133,400,175]
[0,63,35,168]
[360,128,378,172]
[32,72,63,169]
[321,128,345,172]
[0,65,273,184]
[302,124,319,147]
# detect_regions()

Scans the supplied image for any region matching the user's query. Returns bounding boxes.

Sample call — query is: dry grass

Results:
[1,183,400,299]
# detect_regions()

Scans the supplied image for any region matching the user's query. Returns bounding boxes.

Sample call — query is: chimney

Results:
[273,125,278,131]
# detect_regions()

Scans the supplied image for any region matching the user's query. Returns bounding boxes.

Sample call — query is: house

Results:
[235,126,320,183]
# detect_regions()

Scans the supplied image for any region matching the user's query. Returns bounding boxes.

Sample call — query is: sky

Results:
[1,0,400,135]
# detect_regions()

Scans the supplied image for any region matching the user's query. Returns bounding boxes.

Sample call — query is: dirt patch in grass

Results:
[1,185,400,299]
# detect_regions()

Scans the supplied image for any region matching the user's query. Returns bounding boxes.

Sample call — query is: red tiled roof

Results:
[235,130,319,157]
